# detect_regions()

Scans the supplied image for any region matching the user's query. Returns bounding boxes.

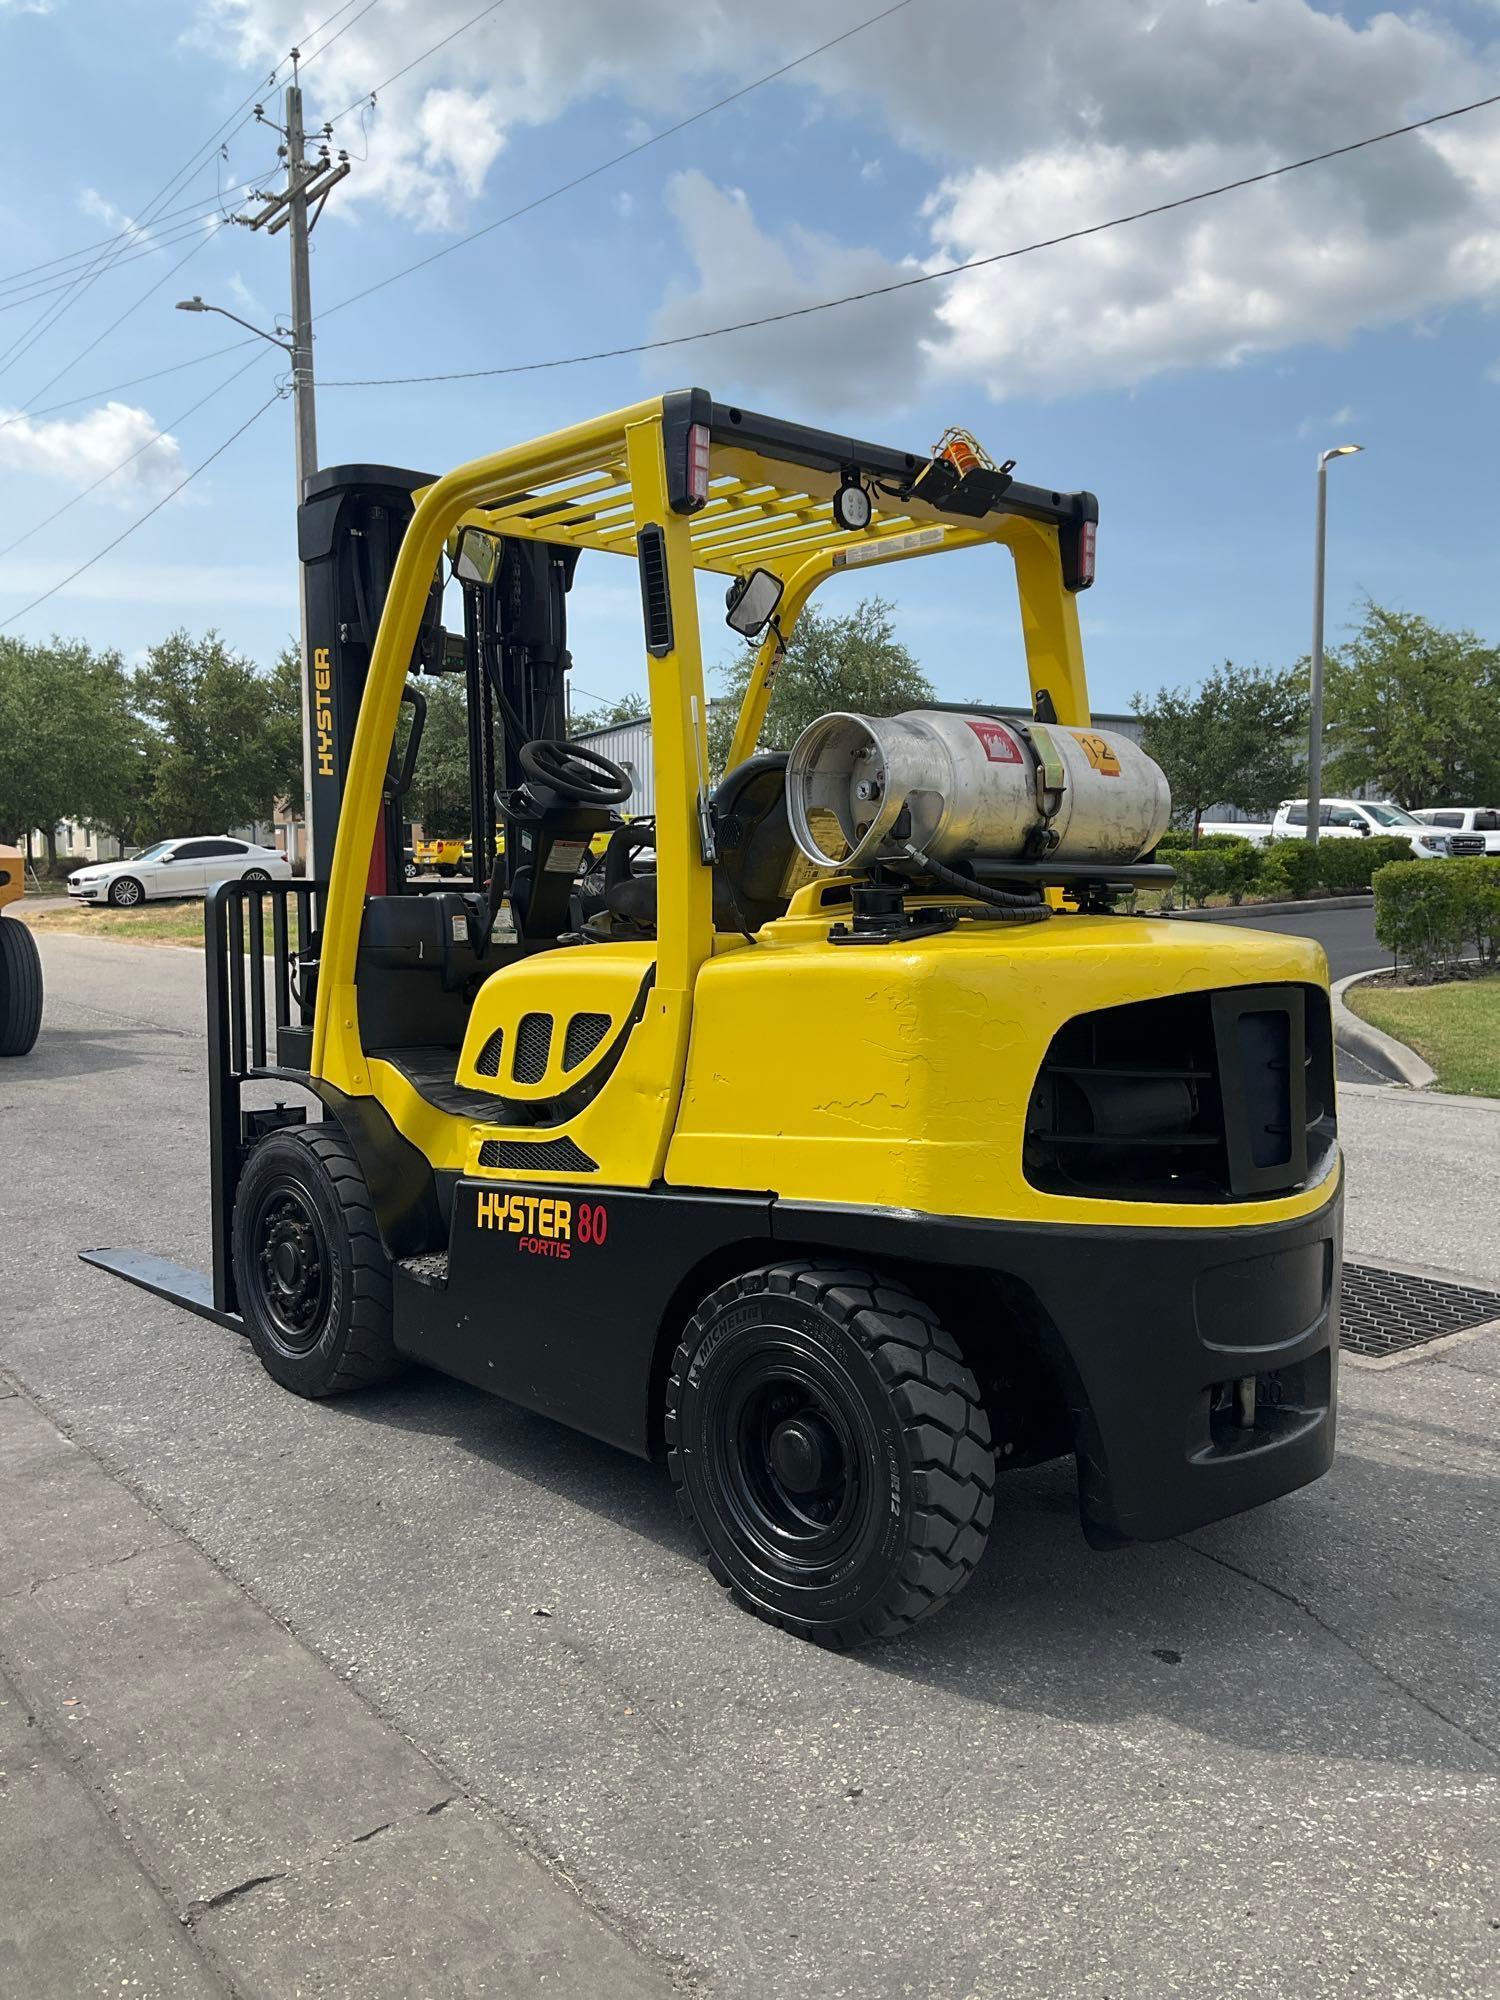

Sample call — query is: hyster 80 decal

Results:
[474,1188,609,1261]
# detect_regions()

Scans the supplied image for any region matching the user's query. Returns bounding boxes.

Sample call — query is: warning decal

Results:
[1075,732,1122,778]
[964,718,1025,765]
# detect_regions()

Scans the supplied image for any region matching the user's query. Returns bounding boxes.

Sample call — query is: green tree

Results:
[1322,603,1500,807]
[571,690,648,734]
[707,596,934,773]
[267,643,308,813]
[0,636,143,869]
[134,630,297,838]
[404,675,471,836]
[1132,661,1307,838]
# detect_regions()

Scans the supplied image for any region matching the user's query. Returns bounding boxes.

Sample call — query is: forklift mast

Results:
[298,463,582,905]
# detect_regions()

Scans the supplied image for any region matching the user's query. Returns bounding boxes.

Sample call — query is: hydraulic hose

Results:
[899,842,1052,923]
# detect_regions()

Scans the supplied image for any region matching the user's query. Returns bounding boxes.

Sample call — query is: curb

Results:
[1162,893,1373,921]
[1331,968,1437,1090]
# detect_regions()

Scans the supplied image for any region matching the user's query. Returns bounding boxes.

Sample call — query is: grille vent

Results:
[477,1136,598,1174]
[1025,986,1335,1203]
[474,1028,505,1078]
[563,1011,612,1069]
[512,1012,553,1084]
[637,523,674,657]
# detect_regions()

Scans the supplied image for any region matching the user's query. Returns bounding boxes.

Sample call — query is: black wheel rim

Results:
[247,1177,331,1356]
[699,1330,879,1581]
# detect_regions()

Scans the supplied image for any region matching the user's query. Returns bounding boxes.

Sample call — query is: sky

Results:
[0,0,1497,721]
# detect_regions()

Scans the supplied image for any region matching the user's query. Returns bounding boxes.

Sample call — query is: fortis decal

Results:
[314,646,335,778]
[475,1189,609,1260]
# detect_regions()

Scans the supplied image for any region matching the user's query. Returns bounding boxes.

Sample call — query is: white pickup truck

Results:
[1412,806,1500,856]
[1271,798,1486,858]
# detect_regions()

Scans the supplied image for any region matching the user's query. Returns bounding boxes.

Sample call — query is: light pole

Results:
[1307,442,1363,847]
[177,295,311,869]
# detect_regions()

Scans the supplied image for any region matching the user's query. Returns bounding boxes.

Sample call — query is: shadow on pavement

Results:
[340,1364,1497,1777]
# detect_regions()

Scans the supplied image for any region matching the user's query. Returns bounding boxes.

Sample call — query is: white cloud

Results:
[198,0,1500,395]
[649,172,931,409]
[1298,405,1359,440]
[0,402,185,497]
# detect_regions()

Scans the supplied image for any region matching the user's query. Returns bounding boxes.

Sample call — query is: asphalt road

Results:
[3,934,1497,1999]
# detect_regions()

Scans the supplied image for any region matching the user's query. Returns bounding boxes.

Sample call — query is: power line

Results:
[14,225,227,414]
[317,0,917,324]
[0,341,260,432]
[0,387,281,631]
[0,349,270,563]
[0,178,266,292]
[327,0,510,125]
[0,213,236,316]
[320,86,1500,388]
[0,0,371,389]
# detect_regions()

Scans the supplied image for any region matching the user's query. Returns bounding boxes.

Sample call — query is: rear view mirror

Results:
[453,527,502,587]
[725,567,784,639]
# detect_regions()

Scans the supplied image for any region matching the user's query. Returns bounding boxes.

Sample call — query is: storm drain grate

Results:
[1340,1262,1500,1360]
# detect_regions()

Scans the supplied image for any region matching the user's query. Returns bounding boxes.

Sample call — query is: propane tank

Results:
[786,710,1171,871]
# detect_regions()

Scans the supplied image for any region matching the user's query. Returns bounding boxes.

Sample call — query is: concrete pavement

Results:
[2,932,1497,1999]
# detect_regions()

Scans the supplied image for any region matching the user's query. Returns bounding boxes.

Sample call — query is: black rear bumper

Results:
[774,1178,1343,1545]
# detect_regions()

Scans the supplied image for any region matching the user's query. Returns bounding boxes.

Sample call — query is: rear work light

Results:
[686,422,711,507]
[1077,519,1097,588]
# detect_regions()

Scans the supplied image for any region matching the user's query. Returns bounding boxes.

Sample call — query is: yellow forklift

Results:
[0,844,43,1055]
[88,394,1342,1646]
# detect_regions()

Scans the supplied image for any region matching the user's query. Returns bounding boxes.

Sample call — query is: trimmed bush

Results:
[1219,841,1263,905]
[45,853,87,881]
[1173,846,1227,907]
[1313,834,1411,892]
[1372,857,1500,979]
[1259,838,1321,900]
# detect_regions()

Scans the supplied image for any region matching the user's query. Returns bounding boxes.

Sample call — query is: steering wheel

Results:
[519,737,632,806]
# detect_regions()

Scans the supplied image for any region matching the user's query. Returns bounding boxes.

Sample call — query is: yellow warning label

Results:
[1077,733,1121,778]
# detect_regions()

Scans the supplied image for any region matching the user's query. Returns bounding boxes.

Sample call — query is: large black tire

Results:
[0,915,43,1057]
[108,875,144,908]
[666,1263,995,1647]
[232,1124,403,1397]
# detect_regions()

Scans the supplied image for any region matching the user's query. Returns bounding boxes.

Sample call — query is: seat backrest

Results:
[712,753,811,932]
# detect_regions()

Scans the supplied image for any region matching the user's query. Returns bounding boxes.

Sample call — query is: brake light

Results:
[1077,519,1097,587]
[686,422,711,505]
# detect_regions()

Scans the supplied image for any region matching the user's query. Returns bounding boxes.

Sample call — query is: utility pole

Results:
[240,53,350,871]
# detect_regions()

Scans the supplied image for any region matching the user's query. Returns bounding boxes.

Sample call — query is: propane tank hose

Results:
[899,843,1052,923]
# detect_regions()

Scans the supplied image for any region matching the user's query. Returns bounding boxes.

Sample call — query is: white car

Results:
[68,837,292,908]
[1271,798,1486,859]
[1412,806,1500,857]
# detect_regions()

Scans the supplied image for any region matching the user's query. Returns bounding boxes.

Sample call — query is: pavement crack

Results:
[1183,1539,1500,1761]
[186,1871,285,1920]
[351,1820,391,1843]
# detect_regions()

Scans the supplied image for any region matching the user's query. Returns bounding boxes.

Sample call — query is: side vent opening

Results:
[512,1012,553,1085]
[474,1028,505,1079]
[477,1136,599,1174]
[563,1012,612,1069]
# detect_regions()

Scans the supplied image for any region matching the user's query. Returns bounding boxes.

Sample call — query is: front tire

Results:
[232,1125,403,1397]
[108,875,143,908]
[0,916,43,1056]
[666,1263,995,1647]
[241,867,270,884]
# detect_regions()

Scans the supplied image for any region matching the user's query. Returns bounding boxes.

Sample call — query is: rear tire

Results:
[241,867,270,884]
[0,916,43,1056]
[233,1125,403,1397]
[108,876,143,908]
[666,1262,995,1646]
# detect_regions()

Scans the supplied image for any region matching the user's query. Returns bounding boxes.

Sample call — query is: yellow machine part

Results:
[0,846,23,913]
[667,911,1338,1232]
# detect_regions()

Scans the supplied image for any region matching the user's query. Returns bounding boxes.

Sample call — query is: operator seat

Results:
[605,753,805,935]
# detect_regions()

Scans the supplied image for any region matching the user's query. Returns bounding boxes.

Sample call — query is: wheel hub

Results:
[769,1415,840,1496]
[257,1198,324,1339]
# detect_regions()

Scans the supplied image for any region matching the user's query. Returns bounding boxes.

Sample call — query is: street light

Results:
[175,296,292,353]
[1307,443,1364,847]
